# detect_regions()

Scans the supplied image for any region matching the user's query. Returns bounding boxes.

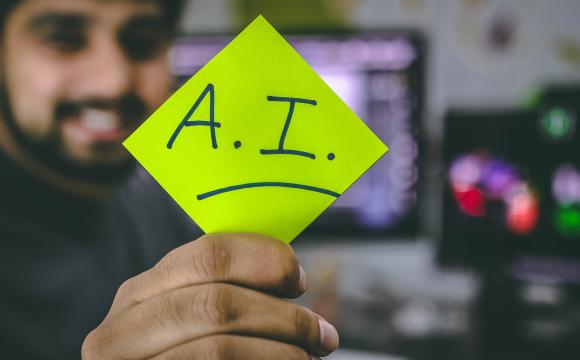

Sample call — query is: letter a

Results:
[167,83,221,149]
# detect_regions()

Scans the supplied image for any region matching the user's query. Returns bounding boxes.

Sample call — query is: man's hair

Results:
[0,1,21,32]
[0,0,186,34]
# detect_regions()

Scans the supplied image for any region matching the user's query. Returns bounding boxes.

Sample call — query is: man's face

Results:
[1,0,173,181]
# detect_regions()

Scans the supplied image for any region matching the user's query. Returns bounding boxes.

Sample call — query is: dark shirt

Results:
[0,151,202,359]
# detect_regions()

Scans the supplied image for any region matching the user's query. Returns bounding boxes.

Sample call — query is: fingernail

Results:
[298,266,308,294]
[318,319,339,356]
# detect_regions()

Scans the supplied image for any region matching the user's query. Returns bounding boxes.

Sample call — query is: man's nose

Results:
[75,40,135,99]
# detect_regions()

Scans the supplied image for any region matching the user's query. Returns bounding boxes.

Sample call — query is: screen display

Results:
[440,106,580,273]
[171,31,424,237]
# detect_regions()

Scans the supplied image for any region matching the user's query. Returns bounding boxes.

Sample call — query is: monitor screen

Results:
[440,107,580,275]
[171,31,424,237]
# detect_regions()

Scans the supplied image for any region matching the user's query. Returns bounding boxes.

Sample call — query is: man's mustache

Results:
[54,95,149,124]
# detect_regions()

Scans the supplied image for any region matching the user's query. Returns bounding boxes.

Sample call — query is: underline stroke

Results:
[196,182,341,201]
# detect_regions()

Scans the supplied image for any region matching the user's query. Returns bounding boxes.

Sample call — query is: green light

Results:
[541,107,574,140]
[555,205,580,237]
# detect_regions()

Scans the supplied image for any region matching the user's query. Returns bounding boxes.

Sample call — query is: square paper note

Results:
[124,16,388,243]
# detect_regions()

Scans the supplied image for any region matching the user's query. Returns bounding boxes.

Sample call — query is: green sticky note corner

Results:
[123,15,389,243]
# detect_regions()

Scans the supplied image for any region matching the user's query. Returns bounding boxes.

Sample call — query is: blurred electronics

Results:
[295,241,475,359]
[440,83,580,360]
[439,96,580,281]
[171,30,425,237]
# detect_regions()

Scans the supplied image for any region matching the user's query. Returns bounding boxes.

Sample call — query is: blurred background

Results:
[175,0,580,359]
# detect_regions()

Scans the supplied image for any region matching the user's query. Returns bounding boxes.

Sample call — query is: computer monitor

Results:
[171,30,425,237]
[439,107,580,279]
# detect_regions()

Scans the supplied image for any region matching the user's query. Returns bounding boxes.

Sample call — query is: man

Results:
[0,1,339,359]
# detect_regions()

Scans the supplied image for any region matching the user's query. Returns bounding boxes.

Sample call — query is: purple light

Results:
[449,154,485,187]
[480,159,519,199]
[553,164,580,204]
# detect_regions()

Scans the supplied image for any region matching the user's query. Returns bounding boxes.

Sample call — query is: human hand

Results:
[82,233,339,359]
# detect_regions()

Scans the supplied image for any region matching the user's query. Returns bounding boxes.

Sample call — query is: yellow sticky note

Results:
[123,16,388,243]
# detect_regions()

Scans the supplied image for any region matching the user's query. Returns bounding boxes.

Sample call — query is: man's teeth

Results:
[80,110,120,131]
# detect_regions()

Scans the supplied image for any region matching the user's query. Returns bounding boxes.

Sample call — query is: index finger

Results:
[109,233,305,315]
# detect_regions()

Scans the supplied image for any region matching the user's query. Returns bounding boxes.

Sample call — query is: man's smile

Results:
[62,109,131,144]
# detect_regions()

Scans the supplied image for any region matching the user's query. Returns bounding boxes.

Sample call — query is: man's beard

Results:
[0,87,148,187]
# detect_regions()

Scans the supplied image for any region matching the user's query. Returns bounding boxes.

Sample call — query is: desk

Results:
[328,349,406,360]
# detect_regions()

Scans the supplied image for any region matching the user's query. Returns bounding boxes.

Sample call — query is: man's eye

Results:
[43,31,86,52]
[120,31,168,61]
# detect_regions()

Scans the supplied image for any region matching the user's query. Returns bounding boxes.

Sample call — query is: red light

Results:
[506,191,539,235]
[453,185,486,217]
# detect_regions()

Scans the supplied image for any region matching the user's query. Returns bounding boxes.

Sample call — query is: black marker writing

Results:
[260,96,317,159]
[167,83,221,149]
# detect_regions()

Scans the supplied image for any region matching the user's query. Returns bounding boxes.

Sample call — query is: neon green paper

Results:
[123,15,388,243]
